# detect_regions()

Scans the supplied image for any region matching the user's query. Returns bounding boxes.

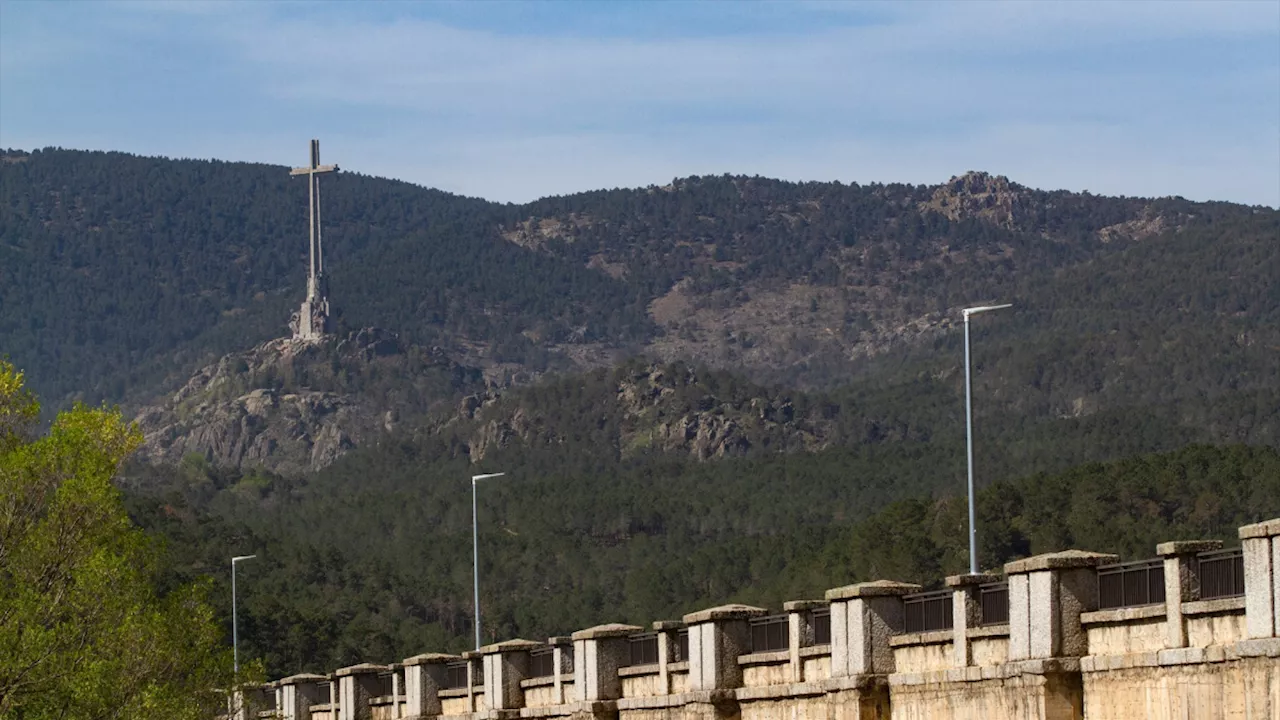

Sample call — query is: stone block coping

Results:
[651,620,685,631]
[1003,550,1119,574]
[518,700,616,719]
[798,644,831,658]
[825,580,921,600]
[889,630,952,648]
[519,676,555,689]
[887,657,1080,686]
[571,623,644,640]
[335,662,390,677]
[782,599,827,611]
[1183,596,1245,616]
[462,650,483,660]
[277,673,327,684]
[735,682,826,701]
[1236,638,1280,657]
[617,664,659,677]
[479,639,544,654]
[682,604,768,624]
[1080,605,1166,625]
[616,690,735,711]
[967,624,1010,639]
[1156,539,1224,556]
[945,573,1002,587]
[404,652,461,666]
[547,636,573,645]
[737,650,789,666]
[1238,518,1280,539]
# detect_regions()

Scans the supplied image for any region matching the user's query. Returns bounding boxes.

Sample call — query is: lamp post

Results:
[472,472,505,650]
[962,304,1011,575]
[231,554,257,676]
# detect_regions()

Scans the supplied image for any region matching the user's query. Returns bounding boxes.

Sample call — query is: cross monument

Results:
[288,139,339,341]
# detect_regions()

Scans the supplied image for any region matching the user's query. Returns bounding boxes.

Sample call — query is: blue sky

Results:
[2,0,1278,206]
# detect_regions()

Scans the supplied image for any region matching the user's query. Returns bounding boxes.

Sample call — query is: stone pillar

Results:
[652,621,685,693]
[1004,550,1117,661]
[336,663,388,720]
[826,581,918,677]
[946,573,1001,667]
[682,604,767,691]
[462,651,483,712]
[480,639,541,710]
[572,623,642,701]
[1156,539,1223,648]
[1240,518,1280,639]
[782,600,824,682]
[276,674,327,720]
[402,653,458,719]
[548,636,573,704]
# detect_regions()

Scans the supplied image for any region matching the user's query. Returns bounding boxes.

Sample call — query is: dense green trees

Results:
[124,438,1280,679]
[0,361,234,719]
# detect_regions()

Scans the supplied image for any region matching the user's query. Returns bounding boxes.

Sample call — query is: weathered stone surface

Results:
[404,652,461,665]
[1155,539,1224,556]
[572,624,644,640]
[1237,518,1280,539]
[682,605,768,624]
[480,639,545,654]
[945,573,1002,588]
[781,600,826,611]
[1004,550,1119,574]
[825,581,920,601]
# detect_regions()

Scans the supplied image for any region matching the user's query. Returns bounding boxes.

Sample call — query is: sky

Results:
[1,0,1278,206]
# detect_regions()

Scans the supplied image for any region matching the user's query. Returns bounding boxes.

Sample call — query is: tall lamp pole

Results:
[962,304,1012,575]
[472,472,505,650]
[231,554,257,676]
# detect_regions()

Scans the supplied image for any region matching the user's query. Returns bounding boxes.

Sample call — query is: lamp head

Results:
[963,303,1013,317]
[232,555,258,563]
[472,472,506,483]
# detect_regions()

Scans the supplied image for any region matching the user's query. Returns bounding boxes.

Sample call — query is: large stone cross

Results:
[289,139,339,341]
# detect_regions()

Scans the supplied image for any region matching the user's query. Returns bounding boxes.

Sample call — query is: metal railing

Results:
[1198,548,1245,600]
[444,662,469,690]
[980,582,1009,626]
[904,590,954,633]
[627,633,659,667]
[529,647,556,678]
[675,629,689,662]
[316,683,331,705]
[373,672,395,698]
[749,614,790,653]
[1098,558,1165,609]
[812,608,831,645]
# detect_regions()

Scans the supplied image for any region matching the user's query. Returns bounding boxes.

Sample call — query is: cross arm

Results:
[289,164,340,176]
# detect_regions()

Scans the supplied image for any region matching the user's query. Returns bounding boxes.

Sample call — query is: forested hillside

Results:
[5,147,1278,681]
[123,444,1280,677]
[4,148,1276,418]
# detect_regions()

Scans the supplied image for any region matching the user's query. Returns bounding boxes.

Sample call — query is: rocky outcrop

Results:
[922,171,1029,230]
[459,362,830,463]
[135,328,484,475]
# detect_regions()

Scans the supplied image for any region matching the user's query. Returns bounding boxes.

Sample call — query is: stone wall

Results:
[242,518,1280,720]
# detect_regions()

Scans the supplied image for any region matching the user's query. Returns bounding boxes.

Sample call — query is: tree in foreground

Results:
[0,360,236,719]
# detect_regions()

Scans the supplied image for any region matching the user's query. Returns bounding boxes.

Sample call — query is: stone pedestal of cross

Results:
[289,139,339,341]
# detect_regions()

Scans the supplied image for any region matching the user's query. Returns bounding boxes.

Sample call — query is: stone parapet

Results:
[1239,517,1280,639]
[683,604,766,691]
[1005,550,1117,661]
[826,580,918,678]
[573,624,642,701]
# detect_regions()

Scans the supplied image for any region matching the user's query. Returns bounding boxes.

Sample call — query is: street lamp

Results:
[962,304,1012,575]
[231,554,258,676]
[472,472,505,650]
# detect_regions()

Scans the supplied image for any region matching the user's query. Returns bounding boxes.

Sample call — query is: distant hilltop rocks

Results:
[134,328,485,475]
